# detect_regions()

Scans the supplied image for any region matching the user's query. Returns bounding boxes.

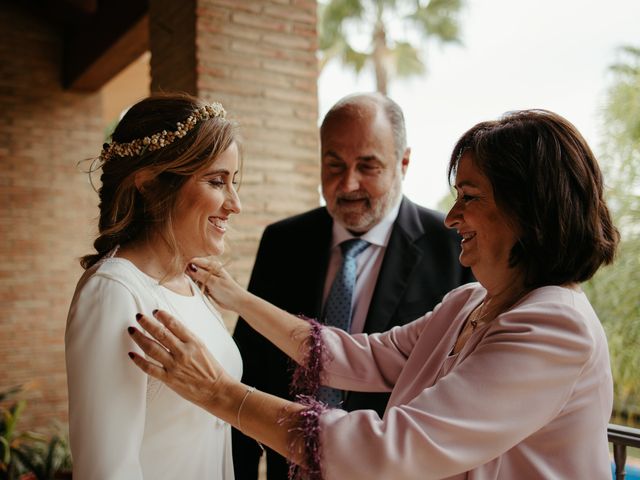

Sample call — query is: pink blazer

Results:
[314,283,612,479]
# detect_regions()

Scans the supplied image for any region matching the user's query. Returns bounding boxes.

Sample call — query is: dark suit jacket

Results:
[232,197,474,480]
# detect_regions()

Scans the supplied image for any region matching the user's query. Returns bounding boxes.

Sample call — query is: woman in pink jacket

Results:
[127,109,619,479]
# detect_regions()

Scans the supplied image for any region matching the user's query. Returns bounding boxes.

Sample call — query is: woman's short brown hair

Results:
[448,109,619,287]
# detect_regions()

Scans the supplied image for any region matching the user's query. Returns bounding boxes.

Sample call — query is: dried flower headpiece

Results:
[99,102,226,162]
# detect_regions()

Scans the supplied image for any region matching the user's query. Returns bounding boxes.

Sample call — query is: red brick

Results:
[0,3,101,433]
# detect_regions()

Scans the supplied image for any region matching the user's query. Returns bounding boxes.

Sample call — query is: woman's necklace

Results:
[469,301,492,331]
[452,286,527,356]
[468,286,528,331]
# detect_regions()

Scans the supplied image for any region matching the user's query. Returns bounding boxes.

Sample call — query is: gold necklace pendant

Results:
[469,287,528,332]
[468,301,491,331]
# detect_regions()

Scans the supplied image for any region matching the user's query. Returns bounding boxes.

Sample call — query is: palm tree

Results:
[318,0,465,94]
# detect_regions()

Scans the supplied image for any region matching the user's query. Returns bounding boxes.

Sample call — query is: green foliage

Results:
[0,387,72,480]
[585,239,640,423]
[318,0,364,52]
[394,41,426,76]
[408,0,464,42]
[584,44,640,426]
[318,0,465,93]
[104,116,119,143]
[343,44,369,73]
[11,431,72,480]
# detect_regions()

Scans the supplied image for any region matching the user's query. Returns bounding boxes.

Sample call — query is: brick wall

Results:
[0,4,103,431]
[150,0,321,323]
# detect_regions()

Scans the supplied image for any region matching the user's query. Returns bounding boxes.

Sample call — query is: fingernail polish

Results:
[135,313,142,320]
[128,327,135,334]
[188,263,198,272]
[128,352,134,359]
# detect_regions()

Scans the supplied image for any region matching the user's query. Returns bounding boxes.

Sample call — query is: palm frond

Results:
[392,41,425,76]
[319,0,365,51]
[343,45,370,73]
[319,33,370,74]
[318,0,465,90]
[408,0,464,43]
[609,44,640,77]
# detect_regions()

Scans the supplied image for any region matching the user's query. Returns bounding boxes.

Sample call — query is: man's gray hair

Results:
[320,92,407,161]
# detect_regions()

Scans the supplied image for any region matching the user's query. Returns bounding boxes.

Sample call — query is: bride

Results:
[65,93,242,479]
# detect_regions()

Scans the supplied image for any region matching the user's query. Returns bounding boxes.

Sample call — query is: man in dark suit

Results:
[232,92,473,479]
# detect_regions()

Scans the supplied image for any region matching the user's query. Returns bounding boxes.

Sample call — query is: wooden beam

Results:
[63,0,149,91]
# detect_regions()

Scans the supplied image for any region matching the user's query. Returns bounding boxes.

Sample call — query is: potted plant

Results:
[0,386,72,480]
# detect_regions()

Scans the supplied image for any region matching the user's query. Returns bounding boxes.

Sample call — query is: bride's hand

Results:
[187,257,248,312]
[128,310,233,408]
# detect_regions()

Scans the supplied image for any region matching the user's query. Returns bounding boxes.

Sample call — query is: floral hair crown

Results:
[99,102,226,162]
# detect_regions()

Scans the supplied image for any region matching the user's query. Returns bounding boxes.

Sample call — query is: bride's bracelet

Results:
[237,386,256,432]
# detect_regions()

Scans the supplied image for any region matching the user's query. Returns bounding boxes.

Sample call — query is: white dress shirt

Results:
[322,199,402,334]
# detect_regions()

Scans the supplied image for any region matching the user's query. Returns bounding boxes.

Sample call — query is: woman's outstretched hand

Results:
[128,310,307,464]
[128,310,232,409]
[187,256,312,366]
[187,257,247,312]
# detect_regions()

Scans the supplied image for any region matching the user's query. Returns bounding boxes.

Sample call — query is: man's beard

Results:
[328,178,402,233]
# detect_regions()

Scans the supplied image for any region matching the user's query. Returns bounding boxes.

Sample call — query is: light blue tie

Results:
[318,238,370,406]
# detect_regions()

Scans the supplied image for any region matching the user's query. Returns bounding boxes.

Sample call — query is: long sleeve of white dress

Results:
[66,258,241,480]
[65,274,147,480]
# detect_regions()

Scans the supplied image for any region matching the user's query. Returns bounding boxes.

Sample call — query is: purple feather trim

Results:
[283,395,328,480]
[284,317,330,479]
[290,316,329,398]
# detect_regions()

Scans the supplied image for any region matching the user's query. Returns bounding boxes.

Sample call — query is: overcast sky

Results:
[318,0,640,209]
